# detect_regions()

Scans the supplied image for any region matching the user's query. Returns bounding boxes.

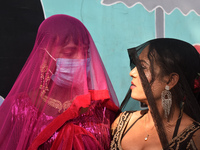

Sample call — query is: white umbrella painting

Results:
[101,0,200,38]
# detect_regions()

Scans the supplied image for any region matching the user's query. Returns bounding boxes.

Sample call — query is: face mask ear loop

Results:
[44,49,56,61]
[43,49,56,76]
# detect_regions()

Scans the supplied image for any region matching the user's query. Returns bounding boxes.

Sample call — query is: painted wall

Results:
[41,0,200,109]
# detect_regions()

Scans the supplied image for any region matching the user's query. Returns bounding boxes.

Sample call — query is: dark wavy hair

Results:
[148,39,200,120]
[121,38,200,149]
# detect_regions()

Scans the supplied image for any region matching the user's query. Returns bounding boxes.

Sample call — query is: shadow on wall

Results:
[0,0,44,98]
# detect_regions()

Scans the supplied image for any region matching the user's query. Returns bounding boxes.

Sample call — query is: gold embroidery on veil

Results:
[41,95,73,113]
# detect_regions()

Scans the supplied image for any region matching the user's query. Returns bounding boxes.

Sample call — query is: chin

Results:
[131,95,147,103]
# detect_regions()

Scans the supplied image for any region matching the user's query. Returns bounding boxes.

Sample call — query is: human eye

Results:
[140,61,148,70]
[62,47,77,55]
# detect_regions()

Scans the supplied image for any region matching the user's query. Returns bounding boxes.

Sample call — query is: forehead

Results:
[138,44,161,76]
[139,45,150,60]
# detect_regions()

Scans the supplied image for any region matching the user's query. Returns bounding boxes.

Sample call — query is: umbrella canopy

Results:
[101,0,200,38]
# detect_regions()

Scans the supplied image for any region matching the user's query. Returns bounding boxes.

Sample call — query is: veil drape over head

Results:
[0,14,119,150]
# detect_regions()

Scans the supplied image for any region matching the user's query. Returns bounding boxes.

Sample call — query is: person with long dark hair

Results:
[110,38,200,149]
[0,14,119,150]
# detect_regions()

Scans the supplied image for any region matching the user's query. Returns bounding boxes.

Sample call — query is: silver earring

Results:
[161,85,172,119]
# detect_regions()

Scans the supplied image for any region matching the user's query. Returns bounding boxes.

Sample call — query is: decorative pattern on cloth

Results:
[167,122,200,150]
[48,101,112,150]
[110,111,133,150]
[110,111,200,150]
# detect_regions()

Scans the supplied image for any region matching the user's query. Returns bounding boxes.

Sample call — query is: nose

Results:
[129,67,138,78]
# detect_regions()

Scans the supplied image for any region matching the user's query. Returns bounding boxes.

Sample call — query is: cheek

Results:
[151,82,164,99]
[144,71,152,82]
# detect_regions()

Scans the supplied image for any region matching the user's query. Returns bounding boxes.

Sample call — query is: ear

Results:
[167,73,179,90]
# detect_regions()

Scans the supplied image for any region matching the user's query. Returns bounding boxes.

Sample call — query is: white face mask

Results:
[51,58,90,88]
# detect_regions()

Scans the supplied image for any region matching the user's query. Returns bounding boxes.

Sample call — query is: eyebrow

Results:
[63,45,77,48]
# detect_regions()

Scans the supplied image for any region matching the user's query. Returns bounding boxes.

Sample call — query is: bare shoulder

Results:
[111,112,123,131]
[111,111,134,132]
[129,110,147,121]
[132,110,145,117]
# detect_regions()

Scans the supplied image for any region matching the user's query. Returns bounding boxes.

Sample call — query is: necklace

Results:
[41,95,73,113]
[144,115,155,141]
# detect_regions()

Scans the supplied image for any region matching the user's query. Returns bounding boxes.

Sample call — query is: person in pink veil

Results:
[0,14,119,150]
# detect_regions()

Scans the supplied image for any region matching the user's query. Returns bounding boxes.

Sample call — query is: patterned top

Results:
[110,111,200,150]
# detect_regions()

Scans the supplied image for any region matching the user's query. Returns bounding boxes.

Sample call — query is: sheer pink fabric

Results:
[0,14,119,150]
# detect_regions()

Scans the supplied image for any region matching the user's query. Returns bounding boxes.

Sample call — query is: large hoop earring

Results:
[161,85,172,119]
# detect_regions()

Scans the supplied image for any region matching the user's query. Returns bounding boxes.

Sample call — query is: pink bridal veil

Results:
[0,14,119,150]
